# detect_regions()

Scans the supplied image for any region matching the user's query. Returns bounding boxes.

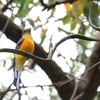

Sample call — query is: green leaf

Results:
[90,3,100,27]
[13,0,33,18]
[57,14,71,25]
[83,5,89,19]
[91,14,100,27]
[40,28,48,45]
[49,34,53,52]
[49,0,56,3]
[27,18,34,27]
[70,18,77,30]
[78,22,86,35]
[40,35,46,45]
[58,27,70,34]
[84,2,100,27]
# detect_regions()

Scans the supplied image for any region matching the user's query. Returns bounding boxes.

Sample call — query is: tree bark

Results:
[0,11,75,100]
[77,34,100,100]
[0,11,100,100]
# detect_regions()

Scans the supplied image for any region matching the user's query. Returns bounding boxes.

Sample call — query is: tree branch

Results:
[40,0,78,11]
[0,83,14,99]
[0,48,50,62]
[1,33,100,63]
[1,7,100,99]
[70,80,78,100]
[88,2,100,31]
[0,11,22,43]
[78,33,100,100]
[0,11,74,99]
[1,0,13,12]
[47,34,100,59]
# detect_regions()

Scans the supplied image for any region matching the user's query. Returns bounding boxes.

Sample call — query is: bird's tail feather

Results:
[13,62,21,90]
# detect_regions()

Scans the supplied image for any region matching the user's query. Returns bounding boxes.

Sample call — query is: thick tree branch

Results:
[78,33,100,100]
[0,11,22,43]
[0,48,50,62]
[40,0,77,10]
[0,11,75,100]
[0,7,100,99]
[1,34,100,63]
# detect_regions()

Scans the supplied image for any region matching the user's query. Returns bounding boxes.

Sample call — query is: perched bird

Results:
[13,28,35,90]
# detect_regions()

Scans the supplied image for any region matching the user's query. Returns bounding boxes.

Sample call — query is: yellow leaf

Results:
[64,2,72,13]
[51,7,56,16]
[72,0,87,18]
[35,16,41,22]
[40,28,48,37]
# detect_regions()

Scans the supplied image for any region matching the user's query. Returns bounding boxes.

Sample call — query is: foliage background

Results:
[0,0,100,100]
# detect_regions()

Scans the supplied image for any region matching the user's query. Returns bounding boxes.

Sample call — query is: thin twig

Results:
[52,60,100,86]
[57,49,74,74]
[65,72,85,82]
[73,92,84,100]
[2,16,11,34]
[88,1,100,31]
[69,80,78,100]
[47,34,100,60]
[2,60,99,91]
[0,82,13,95]
[0,34,100,62]
[12,60,100,88]
[0,82,14,99]
[1,3,14,38]
[1,0,13,12]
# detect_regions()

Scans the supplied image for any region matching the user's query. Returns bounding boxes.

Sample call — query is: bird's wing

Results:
[15,38,24,49]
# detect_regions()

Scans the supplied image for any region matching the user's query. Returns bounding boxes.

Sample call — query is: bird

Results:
[13,28,35,90]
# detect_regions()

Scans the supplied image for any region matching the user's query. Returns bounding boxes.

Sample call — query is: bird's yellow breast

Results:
[15,37,35,71]
[19,39,34,53]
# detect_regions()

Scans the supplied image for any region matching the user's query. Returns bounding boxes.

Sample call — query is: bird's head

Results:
[22,28,31,35]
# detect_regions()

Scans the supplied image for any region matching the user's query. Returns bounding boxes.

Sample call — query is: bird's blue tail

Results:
[13,62,21,90]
